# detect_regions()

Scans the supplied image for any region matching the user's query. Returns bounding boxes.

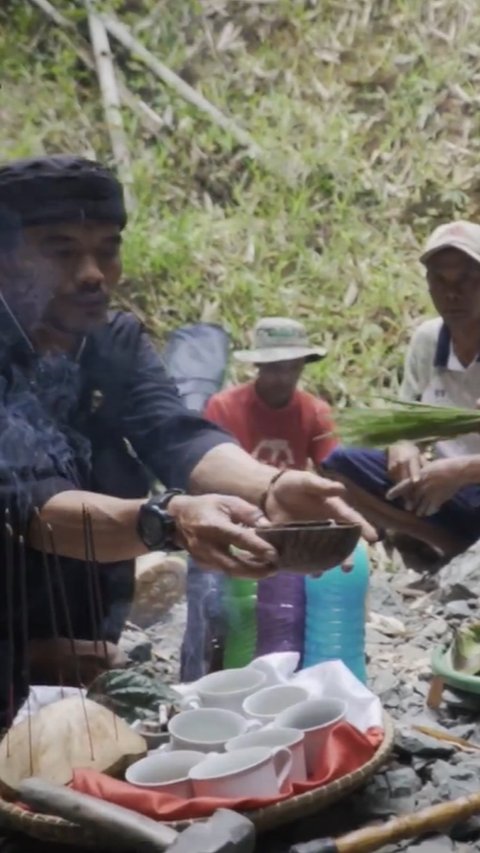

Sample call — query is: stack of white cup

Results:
[126,664,347,799]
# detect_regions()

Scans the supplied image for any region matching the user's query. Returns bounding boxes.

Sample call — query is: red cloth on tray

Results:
[70,722,383,821]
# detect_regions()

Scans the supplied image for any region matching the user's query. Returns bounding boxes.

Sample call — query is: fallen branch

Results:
[27,0,164,136]
[101,13,264,160]
[28,0,292,182]
[84,0,135,211]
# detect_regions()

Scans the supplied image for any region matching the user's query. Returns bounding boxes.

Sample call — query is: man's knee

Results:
[323,446,364,478]
[323,446,389,497]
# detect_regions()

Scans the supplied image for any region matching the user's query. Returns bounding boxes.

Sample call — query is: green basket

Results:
[431,643,480,695]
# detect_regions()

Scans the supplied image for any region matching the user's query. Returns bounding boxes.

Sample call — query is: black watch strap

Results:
[138,489,185,552]
[155,488,185,511]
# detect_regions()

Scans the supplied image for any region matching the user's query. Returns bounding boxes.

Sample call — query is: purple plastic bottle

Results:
[255,573,305,663]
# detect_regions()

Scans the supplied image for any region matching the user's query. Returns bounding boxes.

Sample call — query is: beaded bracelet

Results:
[259,469,288,517]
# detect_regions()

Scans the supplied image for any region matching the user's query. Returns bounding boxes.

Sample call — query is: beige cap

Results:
[420,220,480,265]
[233,317,326,364]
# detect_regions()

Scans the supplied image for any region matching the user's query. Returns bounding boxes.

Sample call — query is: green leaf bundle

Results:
[337,401,480,449]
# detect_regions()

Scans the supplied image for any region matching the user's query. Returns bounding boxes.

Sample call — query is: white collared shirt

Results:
[399,317,480,458]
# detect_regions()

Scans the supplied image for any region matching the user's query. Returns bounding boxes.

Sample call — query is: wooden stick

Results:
[27,0,64,23]
[101,13,264,159]
[27,0,165,136]
[19,777,178,852]
[291,790,480,853]
[413,723,480,753]
[85,0,135,211]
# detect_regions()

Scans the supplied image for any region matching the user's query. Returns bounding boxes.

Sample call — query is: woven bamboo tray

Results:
[0,713,394,846]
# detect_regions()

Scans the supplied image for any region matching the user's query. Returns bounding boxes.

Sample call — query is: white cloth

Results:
[13,685,86,726]
[400,316,480,458]
[171,653,383,733]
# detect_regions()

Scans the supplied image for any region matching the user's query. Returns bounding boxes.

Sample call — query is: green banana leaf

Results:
[87,665,177,723]
[451,623,480,676]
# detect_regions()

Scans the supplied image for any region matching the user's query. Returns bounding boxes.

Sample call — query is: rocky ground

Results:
[3,542,480,852]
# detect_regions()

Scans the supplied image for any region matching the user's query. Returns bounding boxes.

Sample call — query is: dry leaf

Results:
[216,21,244,53]
[343,280,359,307]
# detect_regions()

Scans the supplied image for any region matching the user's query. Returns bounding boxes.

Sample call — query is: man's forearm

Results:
[30,445,278,563]
[189,443,277,505]
[29,491,148,563]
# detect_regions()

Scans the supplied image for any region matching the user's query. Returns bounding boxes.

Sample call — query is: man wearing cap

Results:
[0,154,371,724]
[324,220,480,558]
[181,318,337,679]
[205,317,336,470]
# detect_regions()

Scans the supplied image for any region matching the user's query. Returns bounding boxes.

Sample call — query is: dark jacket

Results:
[0,309,233,719]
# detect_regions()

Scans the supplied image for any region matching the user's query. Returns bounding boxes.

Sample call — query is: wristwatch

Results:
[137,489,184,551]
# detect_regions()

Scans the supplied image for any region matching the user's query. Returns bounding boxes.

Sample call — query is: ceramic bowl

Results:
[255,521,362,574]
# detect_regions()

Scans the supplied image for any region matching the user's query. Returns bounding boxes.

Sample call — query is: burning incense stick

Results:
[84,508,118,740]
[34,508,64,697]
[46,524,95,762]
[4,513,14,757]
[82,506,99,655]
[18,535,33,777]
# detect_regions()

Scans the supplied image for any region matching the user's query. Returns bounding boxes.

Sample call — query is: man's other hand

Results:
[386,457,468,517]
[168,494,278,578]
[387,441,424,486]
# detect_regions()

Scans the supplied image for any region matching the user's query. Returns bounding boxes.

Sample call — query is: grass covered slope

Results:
[1,0,480,402]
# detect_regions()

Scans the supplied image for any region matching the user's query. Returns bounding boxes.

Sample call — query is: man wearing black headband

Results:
[0,155,372,722]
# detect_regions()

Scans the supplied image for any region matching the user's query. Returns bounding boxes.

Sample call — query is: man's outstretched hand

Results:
[264,469,377,541]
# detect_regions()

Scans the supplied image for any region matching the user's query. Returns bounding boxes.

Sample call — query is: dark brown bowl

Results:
[255,521,362,574]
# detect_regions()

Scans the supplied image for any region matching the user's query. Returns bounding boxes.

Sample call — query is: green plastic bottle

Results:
[223,577,258,668]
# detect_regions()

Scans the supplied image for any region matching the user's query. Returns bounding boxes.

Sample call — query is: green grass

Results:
[2,0,480,403]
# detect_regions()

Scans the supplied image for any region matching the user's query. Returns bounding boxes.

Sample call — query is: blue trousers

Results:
[323,447,480,546]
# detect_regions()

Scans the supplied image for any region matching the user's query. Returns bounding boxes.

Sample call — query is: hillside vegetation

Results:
[1,0,480,403]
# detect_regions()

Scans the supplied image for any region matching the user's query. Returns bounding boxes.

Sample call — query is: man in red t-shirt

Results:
[181,317,337,680]
[205,317,337,469]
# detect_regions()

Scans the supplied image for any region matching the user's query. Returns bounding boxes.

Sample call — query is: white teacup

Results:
[168,708,258,753]
[248,653,300,686]
[125,750,204,797]
[189,746,292,799]
[242,684,309,723]
[181,667,266,712]
[274,698,347,776]
[226,727,307,784]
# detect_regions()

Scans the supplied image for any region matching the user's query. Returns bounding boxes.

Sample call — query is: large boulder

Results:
[130,553,187,628]
[118,622,152,663]
[437,540,480,603]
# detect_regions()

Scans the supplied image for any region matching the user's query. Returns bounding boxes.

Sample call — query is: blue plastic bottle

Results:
[303,542,369,683]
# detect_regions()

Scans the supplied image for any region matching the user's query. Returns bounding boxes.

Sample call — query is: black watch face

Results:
[141,505,166,549]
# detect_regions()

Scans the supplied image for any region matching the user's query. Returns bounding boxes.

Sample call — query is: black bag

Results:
[163,323,230,682]
[162,322,230,413]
